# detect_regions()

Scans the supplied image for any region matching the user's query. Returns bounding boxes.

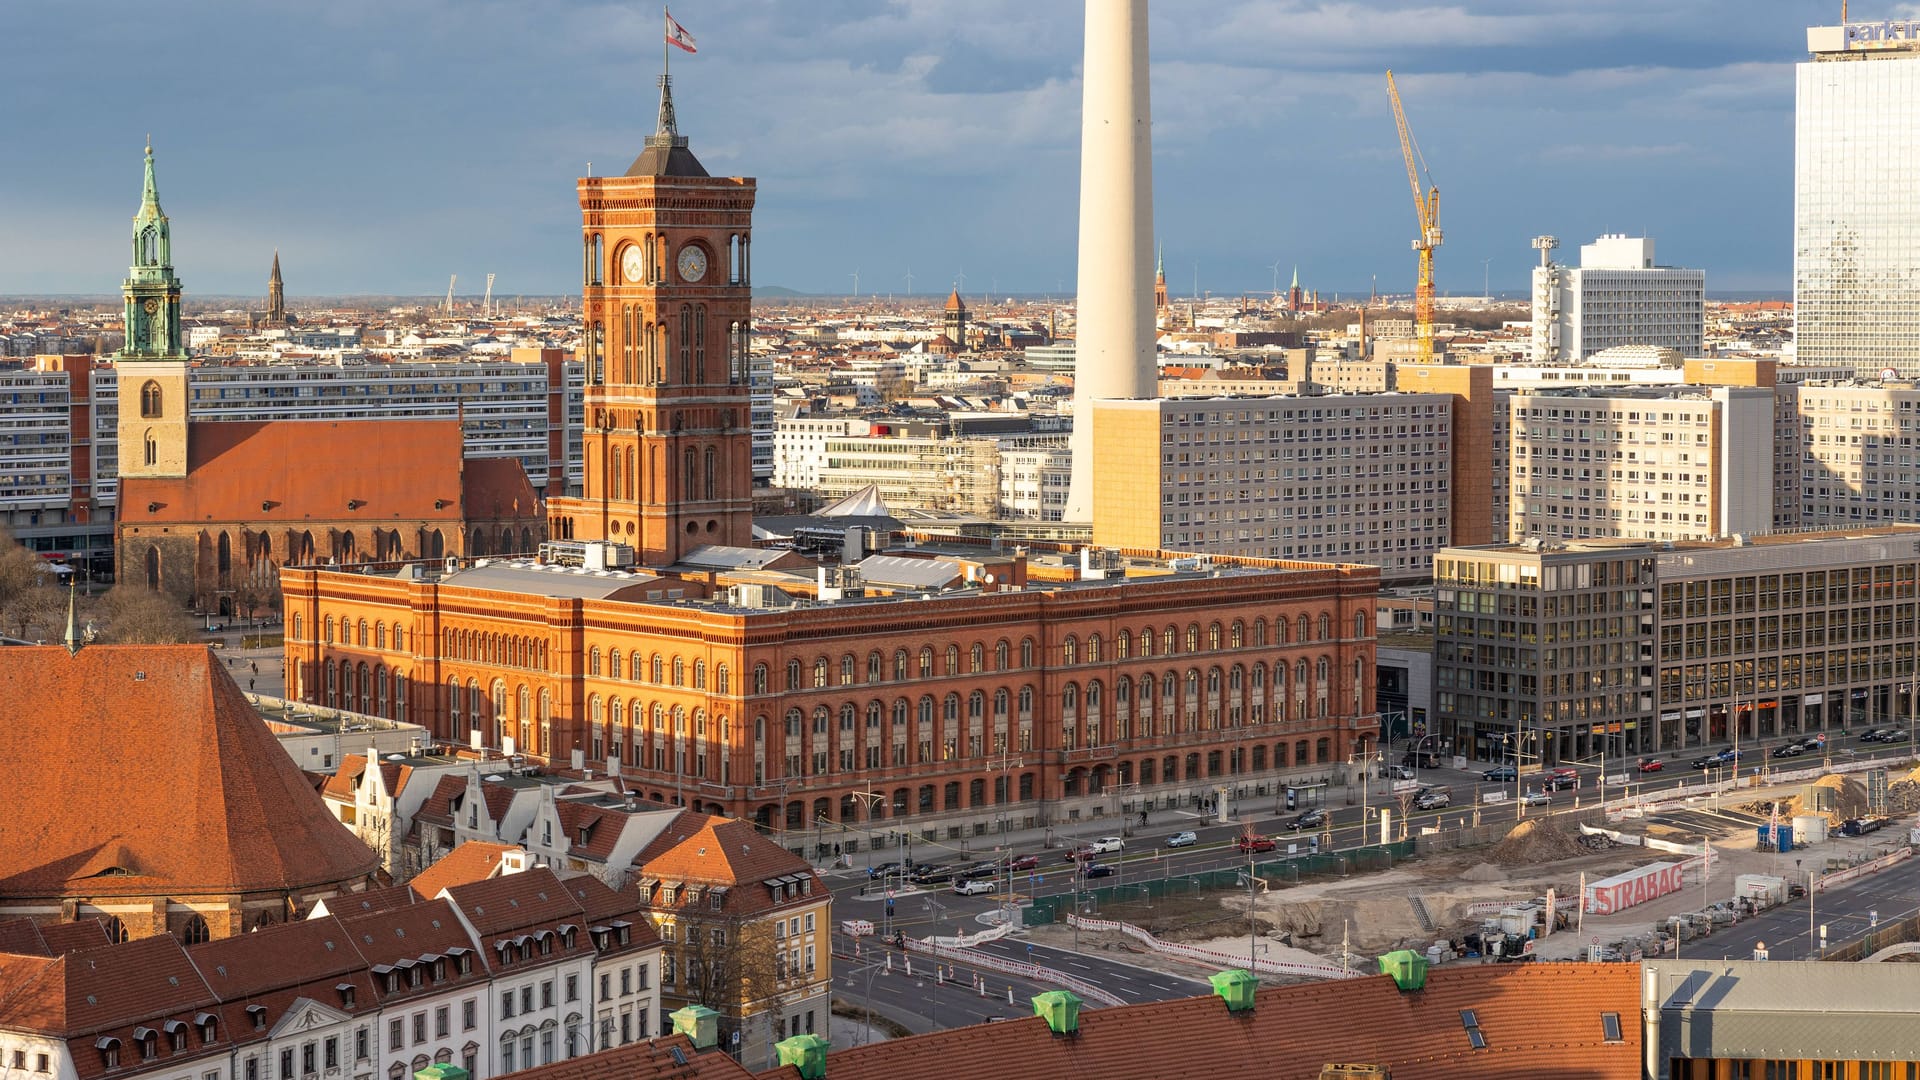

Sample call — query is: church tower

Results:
[268,250,285,324]
[116,141,190,480]
[546,71,756,566]
[942,288,968,350]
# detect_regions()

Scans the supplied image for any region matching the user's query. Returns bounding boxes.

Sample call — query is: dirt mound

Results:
[1745,774,1871,823]
[1489,817,1586,865]
[1460,862,1507,883]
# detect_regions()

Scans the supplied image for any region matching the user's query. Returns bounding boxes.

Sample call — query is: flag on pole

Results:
[665,9,697,54]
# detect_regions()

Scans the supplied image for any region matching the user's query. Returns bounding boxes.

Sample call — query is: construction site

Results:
[1021,761,1920,981]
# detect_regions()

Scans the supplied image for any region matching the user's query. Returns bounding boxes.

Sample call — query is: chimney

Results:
[773,1035,827,1079]
[1032,990,1083,1036]
[1064,0,1156,523]
[668,1005,719,1050]
[1209,968,1258,1012]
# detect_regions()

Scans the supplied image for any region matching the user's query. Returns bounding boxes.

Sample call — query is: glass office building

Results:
[1796,24,1920,378]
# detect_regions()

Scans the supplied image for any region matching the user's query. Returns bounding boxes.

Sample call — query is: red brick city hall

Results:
[282,546,1381,849]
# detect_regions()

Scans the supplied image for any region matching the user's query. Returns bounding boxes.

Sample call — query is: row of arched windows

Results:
[586,647,728,692]
[444,628,547,670]
[323,616,407,652]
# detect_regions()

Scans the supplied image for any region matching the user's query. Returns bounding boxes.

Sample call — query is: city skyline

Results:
[2,1,1838,298]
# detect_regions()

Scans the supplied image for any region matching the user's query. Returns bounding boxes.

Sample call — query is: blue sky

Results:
[0,1,1857,298]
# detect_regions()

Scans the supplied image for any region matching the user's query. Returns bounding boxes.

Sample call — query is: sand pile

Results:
[1460,862,1506,883]
[1489,817,1586,865]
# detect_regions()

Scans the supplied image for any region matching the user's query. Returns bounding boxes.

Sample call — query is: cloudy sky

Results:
[0,1,1856,298]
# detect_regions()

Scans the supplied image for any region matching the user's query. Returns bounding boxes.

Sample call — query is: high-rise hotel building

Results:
[1797,21,1920,378]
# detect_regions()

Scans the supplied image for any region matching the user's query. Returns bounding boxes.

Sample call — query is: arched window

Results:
[608,649,622,679]
[1138,627,1154,658]
[181,914,210,945]
[694,659,707,689]
[139,380,162,418]
[588,647,602,676]
[144,430,157,466]
[995,640,1010,670]
[1319,613,1332,640]
[716,664,729,693]
[1117,631,1131,659]
[1062,637,1078,666]
[970,643,984,673]
[753,663,768,694]
[918,648,934,678]
[1208,624,1222,650]
[1354,611,1368,638]
[1299,614,1311,642]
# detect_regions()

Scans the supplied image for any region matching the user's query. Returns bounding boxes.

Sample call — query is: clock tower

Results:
[547,73,756,566]
[116,140,191,481]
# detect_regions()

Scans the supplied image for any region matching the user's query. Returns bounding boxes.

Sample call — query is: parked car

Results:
[1001,854,1041,872]
[1771,743,1804,759]
[1799,736,1826,751]
[1413,788,1451,810]
[908,865,956,885]
[1234,835,1277,853]
[1866,729,1907,743]
[867,861,903,880]
[1690,755,1720,769]
[1858,728,1888,742]
[1482,765,1517,782]
[1388,765,1417,781]
[952,878,996,896]
[1083,863,1116,878]
[1166,831,1198,848]
[1637,757,1665,773]
[1841,816,1888,836]
[1087,836,1125,854]
[957,861,999,881]
[1285,808,1326,832]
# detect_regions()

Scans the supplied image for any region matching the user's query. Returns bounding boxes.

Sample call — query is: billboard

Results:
[1584,861,1686,915]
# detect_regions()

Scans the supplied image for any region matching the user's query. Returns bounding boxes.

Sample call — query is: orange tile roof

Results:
[409,841,522,900]
[509,1034,752,1080]
[119,420,471,526]
[636,814,821,919]
[0,646,379,899]
[768,963,1642,1080]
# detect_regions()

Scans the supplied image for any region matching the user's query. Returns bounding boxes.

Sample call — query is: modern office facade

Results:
[1796,23,1920,378]
[1435,527,1920,765]
[1531,236,1705,363]
[1507,386,1775,543]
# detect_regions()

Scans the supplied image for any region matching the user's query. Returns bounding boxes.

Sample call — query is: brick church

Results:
[108,143,544,614]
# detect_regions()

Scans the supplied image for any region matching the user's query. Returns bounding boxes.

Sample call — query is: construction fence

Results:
[1023,840,1416,926]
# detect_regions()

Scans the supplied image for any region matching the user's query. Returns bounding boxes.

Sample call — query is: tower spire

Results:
[62,576,80,656]
[139,137,163,218]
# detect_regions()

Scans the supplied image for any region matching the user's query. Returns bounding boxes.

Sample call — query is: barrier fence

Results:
[1023,840,1416,927]
[1065,913,1358,981]
[903,936,1126,1006]
[1813,846,1912,893]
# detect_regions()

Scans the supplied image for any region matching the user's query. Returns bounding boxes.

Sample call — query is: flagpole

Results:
[663,5,670,85]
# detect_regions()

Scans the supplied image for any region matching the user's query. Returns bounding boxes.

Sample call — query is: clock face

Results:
[677,245,708,284]
[142,299,159,314]
[620,245,646,284]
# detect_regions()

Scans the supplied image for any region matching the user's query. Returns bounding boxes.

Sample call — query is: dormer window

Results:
[337,983,356,1009]
[449,947,472,975]
[134,1028,157,1062]
[95,1038,120,1070]
[385,971,400,994]
[407,965,423,989]
[538,932,553,956]
[613,921,631,946]
[246,1005,268,1031]
[433,958,446,981]
[165,1020,188,1052]
[194,1013,217,1044]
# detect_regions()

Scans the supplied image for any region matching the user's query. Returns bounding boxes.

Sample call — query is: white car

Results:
[952,878,995,896]
[1166,831,1198,848]
[1088,836,1124,854]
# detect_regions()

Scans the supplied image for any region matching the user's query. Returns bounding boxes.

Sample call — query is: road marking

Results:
[1148,982,1179,991]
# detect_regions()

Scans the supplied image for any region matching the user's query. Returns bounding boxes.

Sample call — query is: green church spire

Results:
[118,140,185,360]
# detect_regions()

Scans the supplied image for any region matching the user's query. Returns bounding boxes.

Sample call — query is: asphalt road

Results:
[1685,848,1920,963]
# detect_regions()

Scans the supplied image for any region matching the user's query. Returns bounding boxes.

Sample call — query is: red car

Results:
[1234,835,1278,854]
[1637,757,1665,773]
[1002,855,1040,872]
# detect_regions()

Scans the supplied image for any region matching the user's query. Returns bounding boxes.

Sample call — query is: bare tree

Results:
[0,525,60,639]
[671,910,800,1058]
[91,584,197,644]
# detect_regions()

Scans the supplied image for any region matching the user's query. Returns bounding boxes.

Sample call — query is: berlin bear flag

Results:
[666,9,697,54]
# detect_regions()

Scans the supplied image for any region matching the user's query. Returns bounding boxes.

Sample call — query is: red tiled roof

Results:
[443,867,583,937]
[409,841,522,901]
[637,815,820,918]
[462,456,540,520]
[509,1034,751,1080]
[0,934,216,1037]
[766,963,1641,1080]
[119,420,471,526]
[337,900,487,1006]
[410,774,468,826]
[0,647,379,898]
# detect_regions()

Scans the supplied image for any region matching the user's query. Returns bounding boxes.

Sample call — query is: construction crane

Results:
[444,274,457,315]
[1386,70,1441,362]
[483,273,496,318]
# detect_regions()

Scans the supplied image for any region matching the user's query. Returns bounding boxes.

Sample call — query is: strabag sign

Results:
[1584,861,1686,915]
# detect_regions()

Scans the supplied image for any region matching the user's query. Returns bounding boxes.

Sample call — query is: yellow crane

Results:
[1386,70,1441,362]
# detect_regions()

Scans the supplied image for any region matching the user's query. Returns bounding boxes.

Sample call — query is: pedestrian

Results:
[249,678,256,691]
[251,661,258,674]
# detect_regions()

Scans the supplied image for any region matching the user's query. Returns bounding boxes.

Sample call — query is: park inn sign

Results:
[1585,862,1687,916]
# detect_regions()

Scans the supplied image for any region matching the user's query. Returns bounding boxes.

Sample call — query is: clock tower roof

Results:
[625,72,709,178]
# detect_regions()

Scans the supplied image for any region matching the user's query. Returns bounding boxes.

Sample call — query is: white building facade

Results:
[1530,236,1704,363]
